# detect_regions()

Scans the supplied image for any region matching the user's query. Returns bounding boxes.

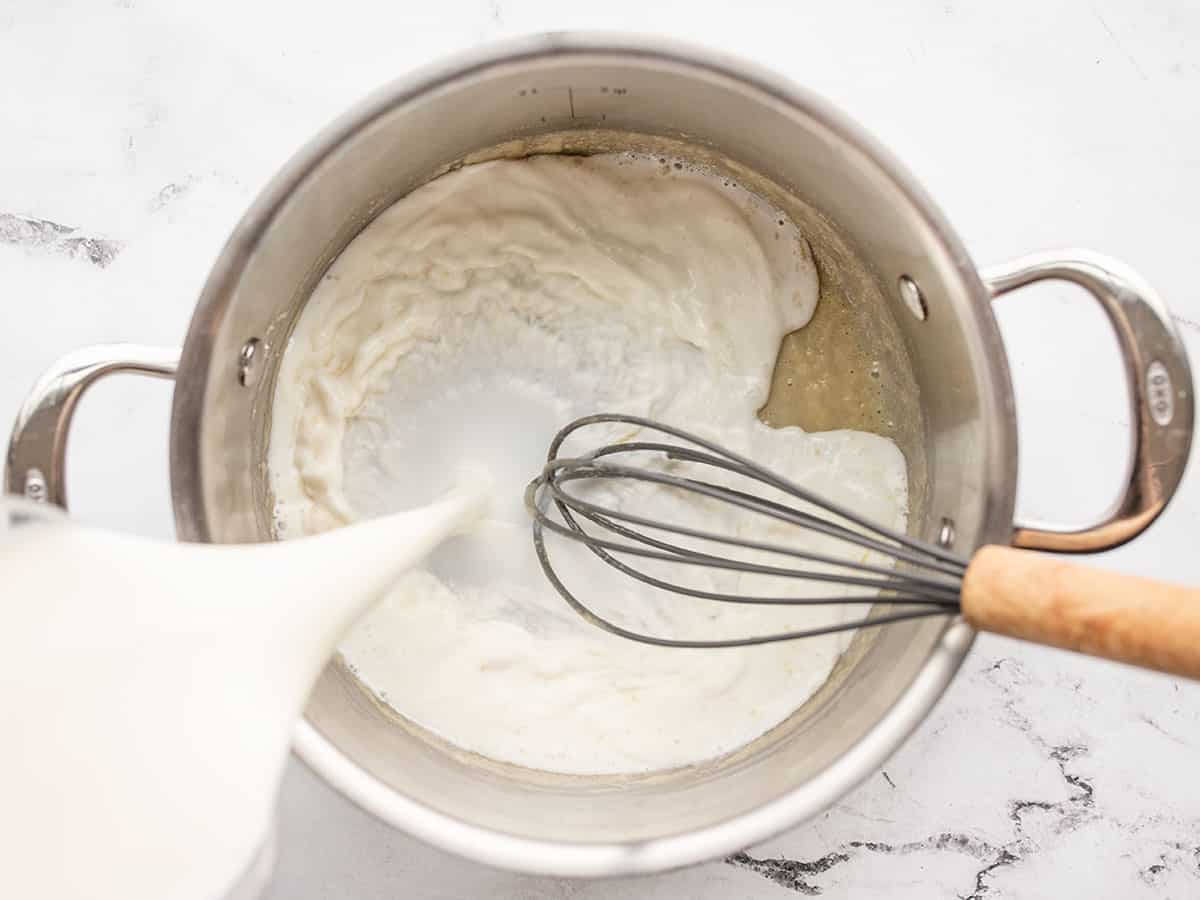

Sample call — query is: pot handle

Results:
[982,251,1193,552]
[5,344,180,509]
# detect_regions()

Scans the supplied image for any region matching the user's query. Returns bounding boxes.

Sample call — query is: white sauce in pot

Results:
[269,153,908,774]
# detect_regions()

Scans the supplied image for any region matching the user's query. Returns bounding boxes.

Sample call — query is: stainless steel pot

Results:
[7,34,1193,877]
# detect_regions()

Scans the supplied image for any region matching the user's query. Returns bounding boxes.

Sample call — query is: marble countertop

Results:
[3,1,1198,897]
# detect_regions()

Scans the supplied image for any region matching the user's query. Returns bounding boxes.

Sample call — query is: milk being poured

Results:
[0,486,487,900]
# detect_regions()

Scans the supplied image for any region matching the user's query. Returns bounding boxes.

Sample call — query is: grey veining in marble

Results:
[2,1,1198,897]
[0,212,122,267]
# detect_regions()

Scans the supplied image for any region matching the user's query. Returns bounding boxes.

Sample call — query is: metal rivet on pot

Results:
[937,517,956,548]
[238,338,261,388]
[23,468,47,503]
[898,275,927,321]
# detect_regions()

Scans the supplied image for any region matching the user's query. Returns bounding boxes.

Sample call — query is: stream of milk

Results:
[1,486,486,900]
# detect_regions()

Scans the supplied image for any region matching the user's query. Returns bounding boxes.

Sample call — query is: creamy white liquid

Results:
[270,153,908,774]
[1,488,485,900]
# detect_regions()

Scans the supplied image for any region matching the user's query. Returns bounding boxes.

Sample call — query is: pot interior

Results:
[173,45,1015,848]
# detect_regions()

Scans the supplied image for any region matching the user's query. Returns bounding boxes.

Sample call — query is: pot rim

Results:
[170,31,1018,875]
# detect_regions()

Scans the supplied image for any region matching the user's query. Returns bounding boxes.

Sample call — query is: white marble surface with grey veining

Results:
[2,1,1198,897]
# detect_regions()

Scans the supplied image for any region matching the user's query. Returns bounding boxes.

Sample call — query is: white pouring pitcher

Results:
[0,481,489,900]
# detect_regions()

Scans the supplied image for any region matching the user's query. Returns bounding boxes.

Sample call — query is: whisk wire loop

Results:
[526,414,968,648]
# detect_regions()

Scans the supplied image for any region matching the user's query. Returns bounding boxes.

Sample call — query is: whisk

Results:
[525,414,1200,679]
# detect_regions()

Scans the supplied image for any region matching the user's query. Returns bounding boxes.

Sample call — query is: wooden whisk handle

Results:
[961,545,1200,679]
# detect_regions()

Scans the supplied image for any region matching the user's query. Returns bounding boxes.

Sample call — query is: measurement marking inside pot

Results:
[239,338,262,388]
